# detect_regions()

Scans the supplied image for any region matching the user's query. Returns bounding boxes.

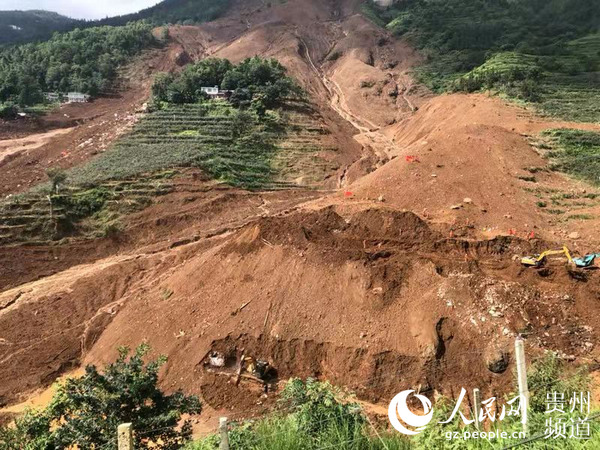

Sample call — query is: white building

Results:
[373,0,398,6]
[201,86,220,96]
[67,92,90,103]
[200,86,232,99]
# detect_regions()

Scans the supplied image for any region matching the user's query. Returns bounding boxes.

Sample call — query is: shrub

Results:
[0,102,18,120]
[46,167,67,193]
[0,344,201,449]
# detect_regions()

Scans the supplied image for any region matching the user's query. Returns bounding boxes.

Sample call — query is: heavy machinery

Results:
[521,246,574,267]
[522,246,599,268]
[573,253,600,268]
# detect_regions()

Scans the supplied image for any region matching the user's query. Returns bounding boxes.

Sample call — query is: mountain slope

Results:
[1,0,600,434]
[0,10,76,45]
[0,0,232,46]
[97,0,232,27]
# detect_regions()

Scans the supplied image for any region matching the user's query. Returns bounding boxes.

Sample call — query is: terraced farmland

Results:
[0,177,172,245]
[69,100,339,191]
[0,100,339,245]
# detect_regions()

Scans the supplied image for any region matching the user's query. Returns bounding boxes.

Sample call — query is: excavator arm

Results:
[521,246,574,267]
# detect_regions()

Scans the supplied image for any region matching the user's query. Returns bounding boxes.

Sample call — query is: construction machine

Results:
[521,246,574,267]
[573,253,600,268]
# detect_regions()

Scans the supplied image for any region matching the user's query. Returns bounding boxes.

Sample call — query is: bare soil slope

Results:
[1,0,600,428]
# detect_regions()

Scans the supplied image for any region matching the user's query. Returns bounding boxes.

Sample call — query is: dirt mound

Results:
[3,0,600,429]
[65,206,594,412]
[333,93,600,245]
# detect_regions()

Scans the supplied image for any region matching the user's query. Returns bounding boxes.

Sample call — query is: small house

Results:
[201,86,233,99]
[201,86,220,96]
[67,92,90,103]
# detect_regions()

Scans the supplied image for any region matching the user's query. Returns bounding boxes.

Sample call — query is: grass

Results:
[67,100,331,191]
[187,355,599,450]
[68,103,282,190]
[541,129,600,186]
[186,379,411,450]
[365,0,600,122]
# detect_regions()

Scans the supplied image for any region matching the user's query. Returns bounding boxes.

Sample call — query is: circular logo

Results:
[388,390,434,435]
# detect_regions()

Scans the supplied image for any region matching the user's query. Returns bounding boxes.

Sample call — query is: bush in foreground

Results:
[0,344,201,449]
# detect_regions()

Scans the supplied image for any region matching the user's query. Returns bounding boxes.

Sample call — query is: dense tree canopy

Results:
[0,344,201,449]
[97,0,233,27]
[0,10,77,45]
[152,57,303,112]
[0,22,155,105]
[369,0,600,118]
[0,1,232,46]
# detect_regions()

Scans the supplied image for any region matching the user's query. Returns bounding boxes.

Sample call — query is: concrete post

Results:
[117,423,133,450]
[515,338,529,435]
[219,417,230,450]
[473,388,482,430]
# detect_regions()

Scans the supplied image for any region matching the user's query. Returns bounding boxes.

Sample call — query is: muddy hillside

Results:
[1,0,600,427]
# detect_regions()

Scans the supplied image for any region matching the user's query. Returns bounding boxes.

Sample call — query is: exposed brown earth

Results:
[1,0,599,432]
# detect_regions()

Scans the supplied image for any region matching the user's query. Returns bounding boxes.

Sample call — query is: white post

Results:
[473,388,481,431]
[219,417,230,450]
[117,423,133,450]
[515,338,529,435]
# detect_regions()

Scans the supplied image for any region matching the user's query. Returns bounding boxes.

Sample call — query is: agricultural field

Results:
[0,175,173,245]
[0,100,338,244]
[540,129,600,186]
[69,100,337,190]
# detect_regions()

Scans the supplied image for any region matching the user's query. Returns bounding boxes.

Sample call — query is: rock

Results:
[174,50,192,66]
[378,195,385,202]
[568,232,580,240]
[451,204,462,210]
[463,197,473,204]
[489,307,504,318]
[486,349,510,374]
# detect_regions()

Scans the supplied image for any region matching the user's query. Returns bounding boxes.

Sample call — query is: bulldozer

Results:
[521,246,574,268]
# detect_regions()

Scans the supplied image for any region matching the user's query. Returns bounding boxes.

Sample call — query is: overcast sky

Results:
[0,0,162,20]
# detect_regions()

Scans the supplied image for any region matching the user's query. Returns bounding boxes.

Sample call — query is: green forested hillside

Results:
[0,22,155,105]
[368,0,600,122]
[0,10,77,45]
[97,0,232,27]
[0,0,234,106]
[0,0,232,46]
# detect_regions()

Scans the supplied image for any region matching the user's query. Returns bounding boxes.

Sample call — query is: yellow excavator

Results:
[521,246,574,268]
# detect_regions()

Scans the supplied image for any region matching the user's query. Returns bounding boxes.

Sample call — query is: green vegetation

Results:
[0,344,201,449]
[62,97,335,192]
[152,57,303,114]
[542,129,600,186]
[187,355,599,450]
[0,10,76,45]
[0,353,597,449]
[367,0,600,122]
[96,0,233,27]
[0,22,155,105]
[0,175,172,244]
[187,378,410,450]
[68,103,286,190]
[0,1,232,46]
[0,102,17,120]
